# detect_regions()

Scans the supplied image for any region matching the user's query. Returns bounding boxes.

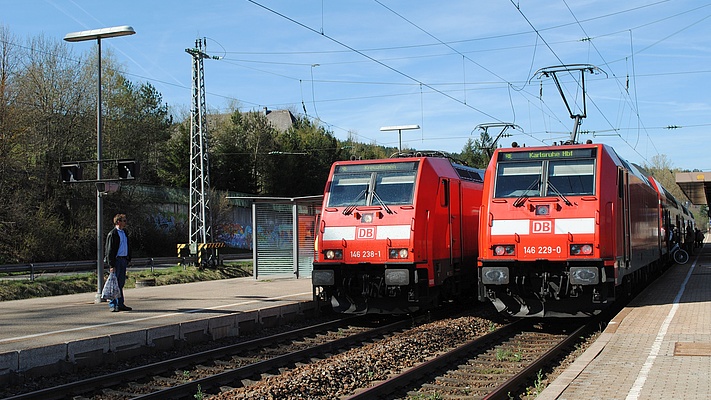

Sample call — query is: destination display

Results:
[498,148,595,161]
[335,161,418,173]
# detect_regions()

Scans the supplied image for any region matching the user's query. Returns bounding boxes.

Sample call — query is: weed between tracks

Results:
[0,262,252,302]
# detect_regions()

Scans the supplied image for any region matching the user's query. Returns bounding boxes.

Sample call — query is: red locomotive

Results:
[477,142,693,317]
[312,152,484,314]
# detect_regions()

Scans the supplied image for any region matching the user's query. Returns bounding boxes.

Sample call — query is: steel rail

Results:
[132,316,414,400]
[3,315,357,400]
[345,319,529,400]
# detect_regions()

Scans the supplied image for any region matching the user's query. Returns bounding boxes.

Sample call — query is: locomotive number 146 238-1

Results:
[350,250,382,258]
[523,246,562,255]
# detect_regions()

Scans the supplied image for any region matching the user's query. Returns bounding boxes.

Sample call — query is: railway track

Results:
[349,318,600,400]
[4,305,604,400]
[4,314,415,400]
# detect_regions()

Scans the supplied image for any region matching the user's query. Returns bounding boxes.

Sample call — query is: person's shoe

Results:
[110,307,119,312]
[118,305,132,311]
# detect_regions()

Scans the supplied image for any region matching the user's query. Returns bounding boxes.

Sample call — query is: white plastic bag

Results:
[101,272,121,300]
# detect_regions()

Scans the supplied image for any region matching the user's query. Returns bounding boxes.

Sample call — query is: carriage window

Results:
[546,159,595,196]
[494,162,542,198]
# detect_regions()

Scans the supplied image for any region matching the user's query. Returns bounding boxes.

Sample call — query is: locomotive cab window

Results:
[327,162,418,207]
[546,159,594,196]
[373,173,416,205]
[494,155,596,198]
[328,175,370,207]
[495,162,542,198]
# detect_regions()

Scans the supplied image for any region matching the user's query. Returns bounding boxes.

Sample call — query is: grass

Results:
[0,261,252,302]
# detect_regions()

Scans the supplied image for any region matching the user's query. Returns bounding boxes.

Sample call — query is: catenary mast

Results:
[185,39,219,247]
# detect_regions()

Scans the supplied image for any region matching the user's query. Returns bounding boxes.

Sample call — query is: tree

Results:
[458,131,492,169]
[157,121,190,188]
[1,33,95,262]
[643,154,688,203]
[209,111,267,194]
[104,73,173,184]
[262,116,342,196]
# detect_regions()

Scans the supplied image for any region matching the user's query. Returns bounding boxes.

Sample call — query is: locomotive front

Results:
[478,144,613,317]
[313,155,483,314]
[312,160,424,314]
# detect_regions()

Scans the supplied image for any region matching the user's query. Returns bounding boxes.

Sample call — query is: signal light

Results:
[493,245,515,256]
[117,160,139,180]
[570,244,594,256]
[60,163,83,183]
[324,249,343,260]
[389,248,409,259]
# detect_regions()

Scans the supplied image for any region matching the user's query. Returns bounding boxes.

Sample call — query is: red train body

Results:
[312,153,484,314]
[477,143,692,317]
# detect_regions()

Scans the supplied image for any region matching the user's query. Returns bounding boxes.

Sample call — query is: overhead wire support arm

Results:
[531,64,606,145]
[474,122,522,157]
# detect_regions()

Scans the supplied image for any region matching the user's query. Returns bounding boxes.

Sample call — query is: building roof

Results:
[263,108,296,132]
[676,171,711,209]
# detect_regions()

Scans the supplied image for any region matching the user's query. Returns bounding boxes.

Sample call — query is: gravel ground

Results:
[210,313,603,400]
[210,314,503,399]
[1,310,603,400]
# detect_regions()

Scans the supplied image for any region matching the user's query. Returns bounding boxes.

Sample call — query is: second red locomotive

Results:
[477,142,691,317]
[312,152,484,314]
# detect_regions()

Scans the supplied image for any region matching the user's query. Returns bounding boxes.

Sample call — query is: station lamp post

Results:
[64,25,135,303]
[380,124,420,153]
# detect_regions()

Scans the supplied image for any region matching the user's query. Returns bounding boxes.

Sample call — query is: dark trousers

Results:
[109,257,128,309]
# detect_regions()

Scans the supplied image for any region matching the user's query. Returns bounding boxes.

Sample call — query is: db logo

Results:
[532,220,553,233]
[356,227,376,239]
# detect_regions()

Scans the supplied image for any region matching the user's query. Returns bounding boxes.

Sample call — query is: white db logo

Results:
[356,227,375,239]
[532,221,552,233]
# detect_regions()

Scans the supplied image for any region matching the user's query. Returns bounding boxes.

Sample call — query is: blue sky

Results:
[3,1,711,171]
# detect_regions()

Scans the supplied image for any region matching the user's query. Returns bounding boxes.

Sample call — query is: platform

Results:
[0,277,314,380]
[538,239,711,400]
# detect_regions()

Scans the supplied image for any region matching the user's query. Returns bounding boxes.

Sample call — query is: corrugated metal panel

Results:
[254,203,294,278]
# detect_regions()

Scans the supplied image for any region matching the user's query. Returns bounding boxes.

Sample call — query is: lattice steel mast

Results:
[185,39,218,246]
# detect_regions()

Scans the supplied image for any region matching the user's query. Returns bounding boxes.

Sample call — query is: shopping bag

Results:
[101,272,121,300]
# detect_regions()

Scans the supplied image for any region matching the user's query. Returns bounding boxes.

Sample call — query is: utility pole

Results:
[185,39,219,254]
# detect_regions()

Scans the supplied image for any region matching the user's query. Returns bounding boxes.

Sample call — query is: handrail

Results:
[0,254,251,280]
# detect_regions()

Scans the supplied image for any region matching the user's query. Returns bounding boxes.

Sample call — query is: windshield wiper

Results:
[546,182,572,206]
[342,189,367,215]
[371,190,394,214]
[513,177,540,207]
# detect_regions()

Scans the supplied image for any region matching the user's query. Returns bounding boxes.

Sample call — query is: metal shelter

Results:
[676,171,711,213]
[228,195,323,280]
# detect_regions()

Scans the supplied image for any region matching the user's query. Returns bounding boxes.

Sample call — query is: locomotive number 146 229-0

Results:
[523,246,562,255]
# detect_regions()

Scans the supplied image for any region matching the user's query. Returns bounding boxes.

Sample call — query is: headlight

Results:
[389,248,409,259]
[569,267,599,285]
[570,244,593,256]
[312,270,335,286]
[324,249,343,260]
[493,245,515,256]
[535,205,550,216]
[481,267,509,285]
[384,269,409,286]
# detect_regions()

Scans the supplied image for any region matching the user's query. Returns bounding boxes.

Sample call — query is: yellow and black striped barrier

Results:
[177,242,225,267]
